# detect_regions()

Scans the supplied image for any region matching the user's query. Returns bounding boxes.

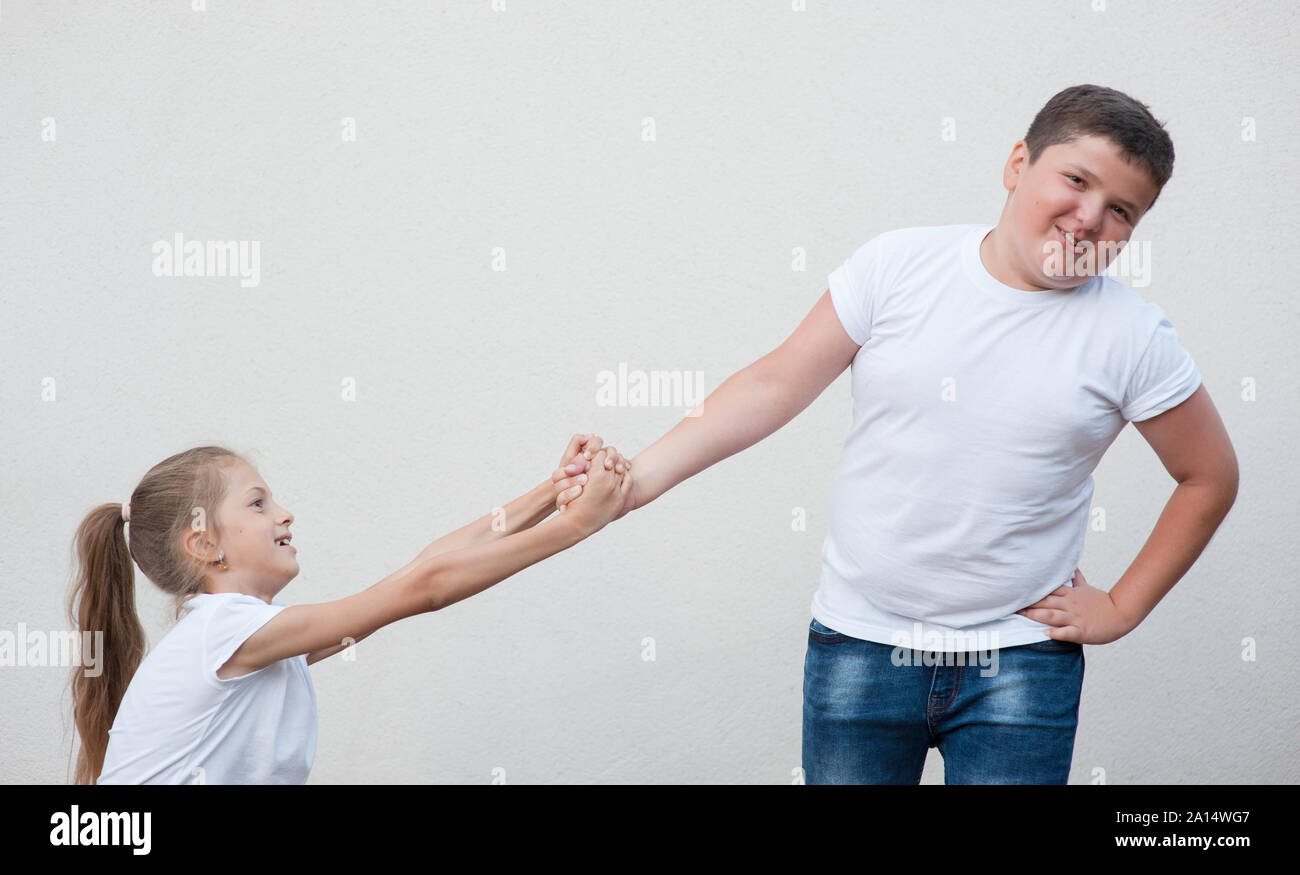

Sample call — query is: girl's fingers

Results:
[582,435,604,460]
[554,474,587,493]
[557,433,594,473]
[555,455,590,482]
[563,432,593,463]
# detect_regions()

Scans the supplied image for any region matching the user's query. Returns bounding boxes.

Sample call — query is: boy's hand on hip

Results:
[1015,568,1136,645]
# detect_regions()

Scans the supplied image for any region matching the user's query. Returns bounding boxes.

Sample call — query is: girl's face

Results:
[204,461,298,588]
[1001,133,1157,289]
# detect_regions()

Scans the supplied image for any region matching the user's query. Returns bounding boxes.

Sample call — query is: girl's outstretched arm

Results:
[409,434,606,564]
[305,435,629,665]
[220,448,632,678]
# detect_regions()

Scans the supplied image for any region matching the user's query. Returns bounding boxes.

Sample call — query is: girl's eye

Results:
[253,499,264,508]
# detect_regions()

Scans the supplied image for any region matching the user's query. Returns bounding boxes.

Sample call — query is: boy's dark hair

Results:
[1023,84,1175,216]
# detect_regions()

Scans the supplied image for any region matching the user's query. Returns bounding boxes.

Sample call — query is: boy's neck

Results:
[980,226,1053,293]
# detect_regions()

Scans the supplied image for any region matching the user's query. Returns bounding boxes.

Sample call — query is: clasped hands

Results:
[548,433,633,531]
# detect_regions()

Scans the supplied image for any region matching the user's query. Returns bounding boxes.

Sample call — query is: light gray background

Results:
[2,1,1295,784]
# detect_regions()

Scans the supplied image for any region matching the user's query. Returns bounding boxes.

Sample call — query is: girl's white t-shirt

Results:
[97,592,317,784]
[813,223,1202,652]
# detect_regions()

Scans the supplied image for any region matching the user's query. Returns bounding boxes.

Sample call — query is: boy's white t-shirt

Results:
[97,592,318,784]
[813,223,1202,651]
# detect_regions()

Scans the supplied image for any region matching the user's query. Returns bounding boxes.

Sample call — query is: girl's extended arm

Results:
[306,436,608,663]
[410,433,599,563]
[222,448,632,678]
[411,479,556,560]
[303,479,555,665]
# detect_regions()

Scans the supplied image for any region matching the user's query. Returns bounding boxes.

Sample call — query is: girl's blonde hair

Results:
[66,445,246,784]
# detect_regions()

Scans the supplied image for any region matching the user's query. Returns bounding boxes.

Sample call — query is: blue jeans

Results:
[802,617,1084,784]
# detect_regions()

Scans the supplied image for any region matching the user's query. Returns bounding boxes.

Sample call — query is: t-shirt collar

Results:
[962,223,1094,307]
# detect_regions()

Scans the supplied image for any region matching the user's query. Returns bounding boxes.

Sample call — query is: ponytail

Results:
[64,446,243,784]
[67,502,145,784]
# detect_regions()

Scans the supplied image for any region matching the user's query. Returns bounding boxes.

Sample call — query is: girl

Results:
[68,435,631,784]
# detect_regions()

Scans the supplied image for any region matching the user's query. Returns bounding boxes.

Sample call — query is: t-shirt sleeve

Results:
[201,597,289,688]
[828,234,888,346]
[1120,311,1203,422]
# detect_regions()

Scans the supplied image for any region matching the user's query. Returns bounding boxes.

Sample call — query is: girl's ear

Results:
[182,528,218,564]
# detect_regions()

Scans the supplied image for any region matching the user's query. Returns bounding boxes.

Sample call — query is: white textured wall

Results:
[2,0,1295,784]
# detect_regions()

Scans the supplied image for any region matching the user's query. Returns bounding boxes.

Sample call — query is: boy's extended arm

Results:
[627,290,861,511]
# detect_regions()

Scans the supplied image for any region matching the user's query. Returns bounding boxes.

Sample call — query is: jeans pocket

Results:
[809,617,851,644]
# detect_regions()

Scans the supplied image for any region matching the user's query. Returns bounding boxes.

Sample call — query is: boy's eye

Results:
[253,499,264,508]
[1066,174,1130,220]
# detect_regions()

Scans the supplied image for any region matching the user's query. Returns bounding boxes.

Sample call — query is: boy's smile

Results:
[982,134,1160,292]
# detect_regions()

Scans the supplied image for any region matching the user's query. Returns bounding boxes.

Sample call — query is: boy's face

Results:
[997,133,1158,289]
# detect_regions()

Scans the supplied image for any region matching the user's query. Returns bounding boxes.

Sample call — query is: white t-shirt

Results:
[812,223,1202,652]
[97,592,318,784]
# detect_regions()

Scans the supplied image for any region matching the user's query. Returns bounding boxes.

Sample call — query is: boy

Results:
[555,84,1238,784]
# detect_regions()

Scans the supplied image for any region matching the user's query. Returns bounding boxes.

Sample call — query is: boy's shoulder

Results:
[870,222,978,249]
[1087,266,1171,315]
[846,223,979,274]
[1088,273,1180,349]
